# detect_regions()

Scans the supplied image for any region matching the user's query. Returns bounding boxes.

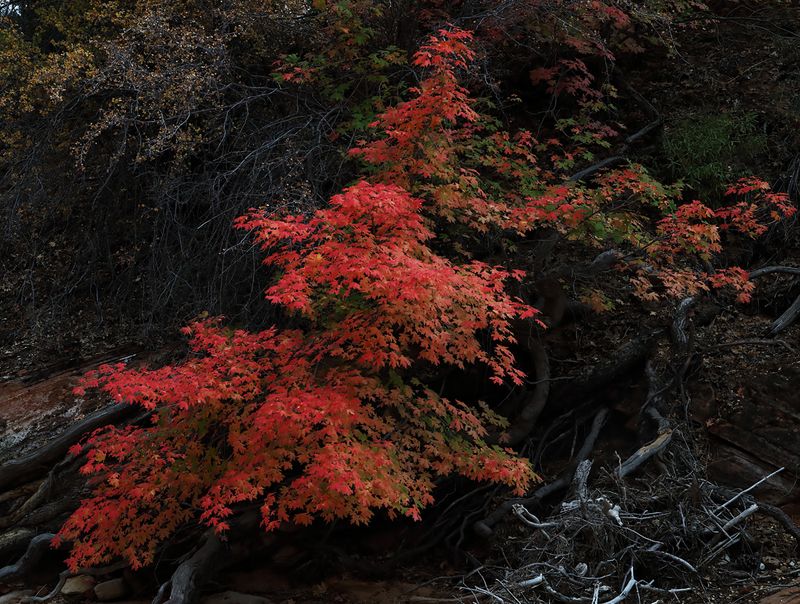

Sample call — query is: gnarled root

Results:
[0,533,57,582]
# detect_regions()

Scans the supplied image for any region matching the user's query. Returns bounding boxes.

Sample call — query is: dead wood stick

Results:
[474,408,608,537]
[711,483,800,548]
[721,503,759,533]
[713,467,784,513]
[0,403,137,490]
[705,503,760,554]
[624,118,662,145]
[702,533,742,565]
[568,156,625,182]
[642,548,698,574]
[615,430,673,479]
[748,265,800,279]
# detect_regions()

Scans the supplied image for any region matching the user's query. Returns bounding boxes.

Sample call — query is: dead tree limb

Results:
[616,431,673,479]
[565,68,664,186]
[748,265,800,279]
[474,408,609,537]
[568,156,625,182]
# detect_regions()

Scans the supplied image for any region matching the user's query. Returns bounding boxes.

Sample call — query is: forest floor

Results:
[2,298,799,603]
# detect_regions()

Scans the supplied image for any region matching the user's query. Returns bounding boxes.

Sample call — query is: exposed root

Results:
[153,511,260,604]
[0,473,56,529]
[0,533,57,582]
[0,403,135,490]
[552,332,661,412]
[155,531,225,604]
[765,291,800,336]
[0,527,37,558]
[504,340,550,446]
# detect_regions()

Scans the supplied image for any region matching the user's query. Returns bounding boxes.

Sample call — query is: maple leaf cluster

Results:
[60,177,537,569]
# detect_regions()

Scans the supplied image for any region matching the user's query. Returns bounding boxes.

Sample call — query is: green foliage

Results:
[662,112,766,201]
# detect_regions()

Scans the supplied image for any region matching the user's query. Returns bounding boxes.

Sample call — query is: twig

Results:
[720,503,759,533]
[517,575,544,588]
[642,549,698,574]
[713,467,784,513]
[512,505,558,530]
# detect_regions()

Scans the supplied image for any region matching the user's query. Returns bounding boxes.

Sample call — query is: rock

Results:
[270,544,304,567]
[61,574,97,595]
[201,591,273,604]
[0,591,33,604]
[94,577,128,601]
[226,568,290,593]
[759,584,800,604]
[703,367,800,505]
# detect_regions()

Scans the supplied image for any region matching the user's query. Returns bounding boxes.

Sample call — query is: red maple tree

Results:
[58,25,794,572]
